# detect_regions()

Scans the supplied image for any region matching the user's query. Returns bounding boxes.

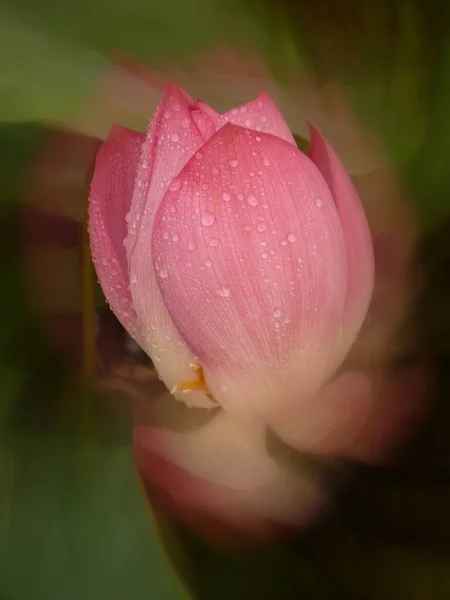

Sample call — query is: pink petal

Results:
[309,125,374,364]
[152,124,348,419]
[273,365,430,464]
[217,92,296,145]
[272,372,374,457]
[88,125,144,344]
[195,100,220,123]
[126,83,217,407]
[134,398,326,537]
[191,108,216,139]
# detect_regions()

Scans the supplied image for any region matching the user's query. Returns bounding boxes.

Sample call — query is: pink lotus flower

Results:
[89,83,374,420]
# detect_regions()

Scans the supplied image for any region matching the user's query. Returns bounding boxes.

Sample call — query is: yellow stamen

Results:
[171,363,218,404]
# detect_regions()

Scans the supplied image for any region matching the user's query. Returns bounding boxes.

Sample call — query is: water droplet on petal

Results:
[263,158,270,166]
[201,211,216,226]
[209,238,219,247]
[158,267,168,279]
[164,110,172,119]
[257,222,267,232]
[168,178,182,192]
[217,286,231,298]
[243,224,251,232]
[172,233,179,242]
[287,233,297,243]
[247,194,258,206]
[221,191,231,202]
[231,108,238,115]
[273,308,282,318]
[244,119,252,127]
[181,118,190,128]
[188,241,196,251]
[315,197,323,208]
[260,115,267,123]
[229,159,239,167]
[171,132,180,142]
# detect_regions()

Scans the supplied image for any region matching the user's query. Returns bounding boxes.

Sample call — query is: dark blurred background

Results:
[2,1,450,598]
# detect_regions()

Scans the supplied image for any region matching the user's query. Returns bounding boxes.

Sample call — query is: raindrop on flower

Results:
[168,178,182,192]
[217,286,231,298]
[201,210,216,226]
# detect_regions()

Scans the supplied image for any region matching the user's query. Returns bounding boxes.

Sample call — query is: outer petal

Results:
[309,125,374,364]
[126,83,217,407]
[273,365,429,464]
[88,125,144,344]
[134,396,326,539]
[217,92,296,145]
[152,124,348,419]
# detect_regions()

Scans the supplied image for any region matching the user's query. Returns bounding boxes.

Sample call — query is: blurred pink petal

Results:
[152,123,347,418]
[88,125,144,344]
[134,399,327,539]
[272,365,430,464]
[309,125,374,366]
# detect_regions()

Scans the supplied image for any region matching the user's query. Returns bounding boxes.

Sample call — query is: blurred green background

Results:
[2,1,450,598]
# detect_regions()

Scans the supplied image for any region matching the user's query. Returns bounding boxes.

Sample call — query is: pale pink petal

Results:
[309,125,374,365]
[273,365,430,464]
[152,124,348,419]
[88,125,144,344]
[272,372,373,457]
[134,398,326,537]
[126,83,217,407]
[217,92,296,145]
